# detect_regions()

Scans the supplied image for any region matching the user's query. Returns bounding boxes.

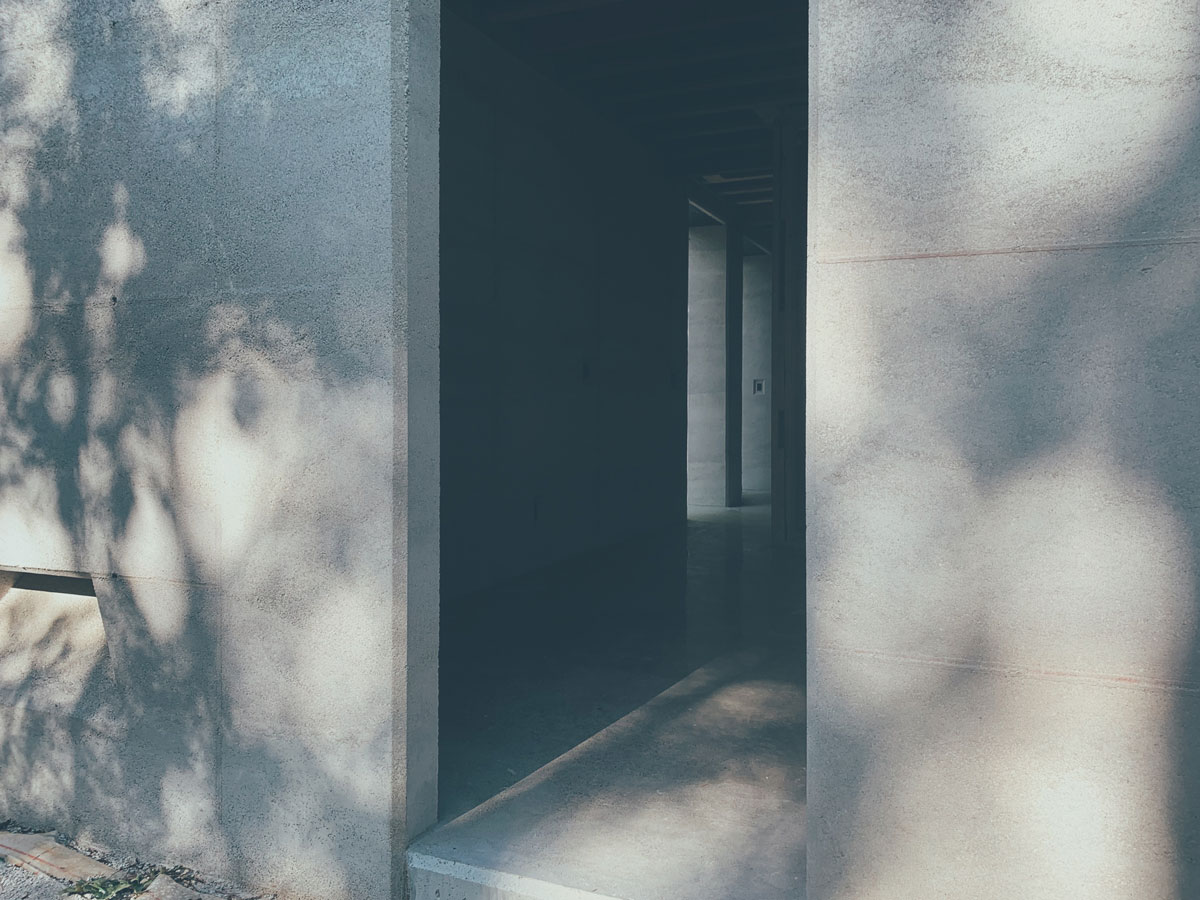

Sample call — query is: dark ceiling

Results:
[446,0,805,248]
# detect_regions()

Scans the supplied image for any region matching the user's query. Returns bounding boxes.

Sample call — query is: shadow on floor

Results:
[438,503,803,822]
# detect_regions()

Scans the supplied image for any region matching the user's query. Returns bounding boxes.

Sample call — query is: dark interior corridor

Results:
[428,3,804,897]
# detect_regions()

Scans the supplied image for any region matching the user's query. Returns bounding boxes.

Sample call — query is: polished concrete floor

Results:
[429,499,803,899]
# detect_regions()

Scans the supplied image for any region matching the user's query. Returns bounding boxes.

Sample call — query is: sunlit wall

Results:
[0,2,439,898]
[809,1,1200,897]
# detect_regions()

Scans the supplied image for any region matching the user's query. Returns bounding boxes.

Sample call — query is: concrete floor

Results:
[425,500,803,899]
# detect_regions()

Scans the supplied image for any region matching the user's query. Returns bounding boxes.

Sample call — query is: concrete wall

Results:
[810,2,1200,898]
[742,253,771,494]
[687,225,727,507]
[0,3,438,898]
[440,12,687,602]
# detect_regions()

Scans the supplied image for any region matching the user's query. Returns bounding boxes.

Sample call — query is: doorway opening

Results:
[425,2,803,897]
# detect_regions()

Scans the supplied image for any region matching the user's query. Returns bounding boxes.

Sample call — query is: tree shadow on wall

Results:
[0,1,394,897]
[807,3,1200,898]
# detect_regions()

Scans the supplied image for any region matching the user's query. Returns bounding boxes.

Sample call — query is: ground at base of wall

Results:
[0,824,273,900]
[0,858,62,900]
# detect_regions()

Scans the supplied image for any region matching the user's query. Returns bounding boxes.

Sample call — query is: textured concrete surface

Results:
[688,225,728,507]
[413,651,804,900]
[0,580,111,719]
[0,2,439,898]
[440,10,687,602]
[813,0,1200,261]
[810,1,1200,897]
[743,254,772,493]
[0,861,61,900]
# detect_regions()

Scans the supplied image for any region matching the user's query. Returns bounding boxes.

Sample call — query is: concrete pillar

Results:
[0,3,439,898]
[725,226,744,507]
[810,2,1200,897]
[393,0,442,885]
[742,253,773,494]
[688,225,728,507]
[689,224,749,509]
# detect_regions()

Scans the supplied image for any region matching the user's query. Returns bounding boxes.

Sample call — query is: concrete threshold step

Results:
[408,650,805,900]
[408,852,627,900]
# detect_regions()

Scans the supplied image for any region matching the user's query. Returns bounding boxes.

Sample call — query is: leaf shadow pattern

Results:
[808,2,1200,898]
[0,1,398,897]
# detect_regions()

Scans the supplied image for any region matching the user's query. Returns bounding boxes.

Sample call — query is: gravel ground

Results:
[0,857,273,900]
[0,825,273,900]
[53,841,271,899]
[0,862,63,900]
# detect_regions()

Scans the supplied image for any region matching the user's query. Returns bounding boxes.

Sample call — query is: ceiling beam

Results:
[487,0,631,22]
[577,38,804,78]
[688,164,774,180]
[668,143,776,173]
[667,143,773,170]
[623,85,802,122]
[646,116,768,140]
[515,5,783,52]
[704,173,774,184]
[718,185,776,196]
[688,179,771,255]
[609,67,804,103]
[534,16,791,64]
[660,128,772,150]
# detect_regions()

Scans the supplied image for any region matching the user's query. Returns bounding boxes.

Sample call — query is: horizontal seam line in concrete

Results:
[0,280,390,313]
[407,851,629,900]
[814,234,1200,264]
[818,645,1200,695]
